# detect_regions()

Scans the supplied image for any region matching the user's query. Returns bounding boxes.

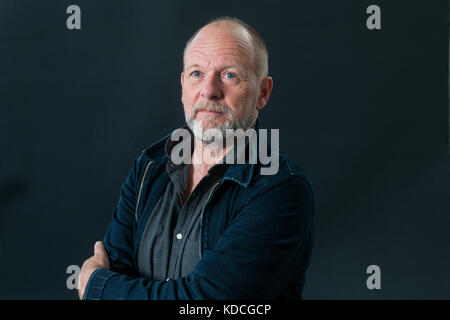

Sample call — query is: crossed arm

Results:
[78,241,110,299]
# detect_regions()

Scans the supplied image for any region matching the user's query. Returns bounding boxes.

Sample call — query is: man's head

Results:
[181,17,273,144]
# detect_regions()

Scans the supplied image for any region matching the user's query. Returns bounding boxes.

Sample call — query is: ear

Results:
[256,76,273,111]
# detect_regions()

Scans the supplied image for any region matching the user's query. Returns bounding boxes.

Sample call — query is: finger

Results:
[94,241,106,256]
[94,241,110,269]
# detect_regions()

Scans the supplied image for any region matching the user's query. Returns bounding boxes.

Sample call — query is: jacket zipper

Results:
[199,181,220,258]
[134,160,153,222]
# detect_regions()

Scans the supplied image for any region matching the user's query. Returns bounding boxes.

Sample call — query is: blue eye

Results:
[225,72,236,79]
[192,71,201,77]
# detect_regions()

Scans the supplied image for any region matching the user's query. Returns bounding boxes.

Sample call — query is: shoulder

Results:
[251,151,314,197]
[134,123,187,168]
[126,127,178,183]
[234,151,315,230]
[141,133,171,161]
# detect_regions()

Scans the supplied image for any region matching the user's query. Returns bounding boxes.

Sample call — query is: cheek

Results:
[182,85,198,104]
[229,89,256,111]
[181,88,192,108]
[181,91,189,115]
[182,88,200,118]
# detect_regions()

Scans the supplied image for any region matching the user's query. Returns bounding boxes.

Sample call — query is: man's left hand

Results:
[78,241,110,300]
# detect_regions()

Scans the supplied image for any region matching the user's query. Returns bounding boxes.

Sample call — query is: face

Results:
[181,23,271,144]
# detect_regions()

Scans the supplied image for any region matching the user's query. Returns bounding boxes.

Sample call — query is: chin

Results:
[198,118,224,129]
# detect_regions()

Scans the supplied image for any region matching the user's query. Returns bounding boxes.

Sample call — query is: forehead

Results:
[184,24,255,69]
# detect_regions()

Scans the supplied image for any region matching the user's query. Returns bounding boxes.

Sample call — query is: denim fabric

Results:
[83,120,315,300]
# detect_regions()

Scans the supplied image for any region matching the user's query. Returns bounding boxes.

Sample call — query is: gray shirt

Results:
[137,131,228,281]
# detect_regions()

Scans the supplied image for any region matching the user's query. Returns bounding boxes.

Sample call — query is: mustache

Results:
[191,100,232,115]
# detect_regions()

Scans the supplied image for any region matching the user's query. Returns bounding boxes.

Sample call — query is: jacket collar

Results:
[143,118,263,188]
[221,117,261,188]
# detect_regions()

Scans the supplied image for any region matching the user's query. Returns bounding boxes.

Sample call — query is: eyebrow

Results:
[185,64,200,71]
[185,63,248,77]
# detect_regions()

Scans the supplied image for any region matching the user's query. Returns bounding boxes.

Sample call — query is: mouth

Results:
[197,110,223,116]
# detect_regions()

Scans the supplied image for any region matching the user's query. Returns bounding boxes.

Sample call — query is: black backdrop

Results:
[0,0,448,299]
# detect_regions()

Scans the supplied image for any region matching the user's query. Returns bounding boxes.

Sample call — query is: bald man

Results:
[78,17,315,300]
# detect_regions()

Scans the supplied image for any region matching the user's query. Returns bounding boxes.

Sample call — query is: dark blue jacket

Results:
[83,123,315,300]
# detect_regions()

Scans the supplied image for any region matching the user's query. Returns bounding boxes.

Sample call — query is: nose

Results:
[200,74,223,100]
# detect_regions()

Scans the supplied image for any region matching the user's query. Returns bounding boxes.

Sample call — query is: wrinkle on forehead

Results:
[188,41,254,66]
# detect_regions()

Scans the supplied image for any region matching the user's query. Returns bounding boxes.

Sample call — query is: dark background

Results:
[0,0,448,299]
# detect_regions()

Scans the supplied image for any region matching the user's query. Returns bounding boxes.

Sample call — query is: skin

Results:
[78,21,273,299]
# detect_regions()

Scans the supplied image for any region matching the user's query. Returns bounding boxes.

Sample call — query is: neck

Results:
[191,136,233,173]
[185,136,232,196]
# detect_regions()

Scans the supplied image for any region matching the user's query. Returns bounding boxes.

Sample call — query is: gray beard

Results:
[187,114,255,145]
[185,100,256,145]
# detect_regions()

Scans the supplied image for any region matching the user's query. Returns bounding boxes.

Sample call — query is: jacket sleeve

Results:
[98,154,145,276]
[83,175,314,300]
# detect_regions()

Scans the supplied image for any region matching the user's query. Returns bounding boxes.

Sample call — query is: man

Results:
[78,17,315,300]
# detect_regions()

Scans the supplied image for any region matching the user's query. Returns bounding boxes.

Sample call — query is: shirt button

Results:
[176,233,183,240]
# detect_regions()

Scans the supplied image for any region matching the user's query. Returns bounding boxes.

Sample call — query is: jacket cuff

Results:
[82,268,117,300]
